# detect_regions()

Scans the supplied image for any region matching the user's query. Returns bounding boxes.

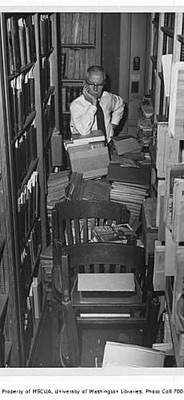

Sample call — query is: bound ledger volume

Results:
[77,272,136,298]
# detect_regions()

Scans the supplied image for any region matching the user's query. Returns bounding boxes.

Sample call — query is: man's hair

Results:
[85,65,106,83]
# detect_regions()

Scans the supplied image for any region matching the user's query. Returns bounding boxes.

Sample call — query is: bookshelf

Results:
[0,12,60,366]
[147,12,184,367]
[59,13,102,141]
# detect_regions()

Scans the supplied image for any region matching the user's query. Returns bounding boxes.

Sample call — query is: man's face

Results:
[85,71,105,99]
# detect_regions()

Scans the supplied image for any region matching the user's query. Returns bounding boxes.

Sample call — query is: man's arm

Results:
[70,97,97,136]
[111,93,125,127]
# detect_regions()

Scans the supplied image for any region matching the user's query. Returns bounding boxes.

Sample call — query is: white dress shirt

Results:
[70,91,125,143]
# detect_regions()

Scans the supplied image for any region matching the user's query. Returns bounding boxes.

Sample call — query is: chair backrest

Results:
[57,242,145,291]
[52,200,130,246]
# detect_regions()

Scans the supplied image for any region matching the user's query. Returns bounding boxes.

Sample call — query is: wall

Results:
[101,13,121,95]
[119,13,150,135]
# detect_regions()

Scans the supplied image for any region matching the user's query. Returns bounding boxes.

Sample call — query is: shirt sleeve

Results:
[110,93,125,126]
[70,99,97,136]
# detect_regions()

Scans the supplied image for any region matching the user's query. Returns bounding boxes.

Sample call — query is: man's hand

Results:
[83,85,97,106]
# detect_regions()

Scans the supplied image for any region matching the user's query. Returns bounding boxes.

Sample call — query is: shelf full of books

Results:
[149,13,184,367]
[0,12,60,366]
[59,12,101,142]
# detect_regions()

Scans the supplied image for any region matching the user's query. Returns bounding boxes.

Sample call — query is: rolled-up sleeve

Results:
[110,94,125,126]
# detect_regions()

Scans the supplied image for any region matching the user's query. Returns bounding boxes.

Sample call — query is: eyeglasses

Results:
[85,80,105,90]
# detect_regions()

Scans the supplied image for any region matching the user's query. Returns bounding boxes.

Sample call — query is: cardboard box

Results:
[102,341,165,368]
[68,146,109,178]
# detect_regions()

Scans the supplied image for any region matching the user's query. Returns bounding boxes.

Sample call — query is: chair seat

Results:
[71,274,143,307]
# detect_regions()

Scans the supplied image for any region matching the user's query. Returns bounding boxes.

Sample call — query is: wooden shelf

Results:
[44,126,55,150]
[8,62,35,81]
[27,294,48,366]
[161,26,174,38]
[62,79,83,84]
[61,43,96,49]
[41,47,54,59]
[177,34,184,45]
[17,157,39,197]
[43,86,55,107]
[12,110,36,143]
[165,278,184,367]
[150,55,157,70]
[152,16,159,28]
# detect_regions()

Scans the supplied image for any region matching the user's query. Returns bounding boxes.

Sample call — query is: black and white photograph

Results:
[0,1,184,396]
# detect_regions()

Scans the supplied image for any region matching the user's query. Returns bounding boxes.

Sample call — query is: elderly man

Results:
[70,65,125,145]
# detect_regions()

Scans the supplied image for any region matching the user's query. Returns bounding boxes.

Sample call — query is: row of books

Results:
[47,170,70,242]
[14,124,37,190]
[164,163,184,238]
[110,181,148,218]
[17,171,40,249]
[24,276,44,360]
[112,135,143,156]
[62,85,82,113]
[60,13,96,45]
[47,170,70,211]
[9,68,35,136]
[40,14,52,55]
[137,97,153,148]
[43,95,55,147]
[6,15,36,75]
[65,172,111,202]
[107,163,150,219]
[45,144,53,184]
[61,48,96,80]
[20,219,42,299]
[41,57,51,98]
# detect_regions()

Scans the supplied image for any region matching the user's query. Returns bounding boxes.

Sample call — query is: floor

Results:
[32,304,145,368]
[31,301,175,368]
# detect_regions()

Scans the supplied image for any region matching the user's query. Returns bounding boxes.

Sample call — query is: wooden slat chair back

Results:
[52,200,130,246]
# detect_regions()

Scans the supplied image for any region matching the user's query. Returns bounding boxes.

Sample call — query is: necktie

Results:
[96,101,107,144]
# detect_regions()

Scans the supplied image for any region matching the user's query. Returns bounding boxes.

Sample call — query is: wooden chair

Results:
[51,199,130,366]
[52,199,130,245]
[53,242,160,367]
[52,199,130,286]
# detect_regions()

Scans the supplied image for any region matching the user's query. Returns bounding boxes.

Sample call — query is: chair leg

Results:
[62,301,80,367]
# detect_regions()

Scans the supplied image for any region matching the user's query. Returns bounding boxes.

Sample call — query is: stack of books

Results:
[112,135,143,157]
[137,96,153,148]
[47,170,70,212]
[65,172,111,202]
[110,181,148,218]
[107,163,150,219]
